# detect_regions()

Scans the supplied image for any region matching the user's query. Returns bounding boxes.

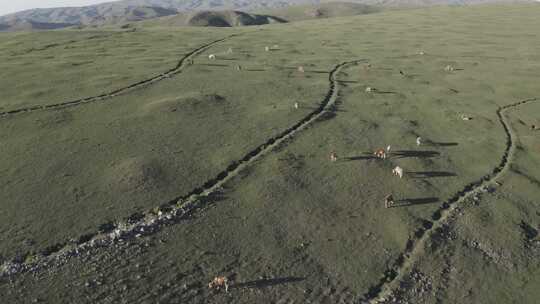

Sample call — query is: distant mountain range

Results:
[138,2,378,27]
[0,0,535,31]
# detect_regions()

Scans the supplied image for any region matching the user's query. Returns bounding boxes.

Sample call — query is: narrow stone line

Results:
[361,97,539,304]
[0,60,366,279]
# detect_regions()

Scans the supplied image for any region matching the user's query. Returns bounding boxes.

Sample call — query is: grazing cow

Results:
[444,65,454,72]
[330,151,338,162]
[365,87,374,93]
[384,194,394,209]
[298,66,305,73]
[209,276,229,292]
[208,54,216,60]
[265,46,270,52]
[294,102,299,109]
[418,51,426,55]
[392,166,404,179]
[416,137,422,146]
[374,148,386,159]
[387,145,391,153]
[235,65,242,71]
[460,114,472,121]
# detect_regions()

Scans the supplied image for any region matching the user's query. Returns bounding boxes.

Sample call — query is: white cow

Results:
[330,151,338,162]
[416,137,422,146]
[208,54,216,60]
[460,114,472,121]
[392,166,404,179]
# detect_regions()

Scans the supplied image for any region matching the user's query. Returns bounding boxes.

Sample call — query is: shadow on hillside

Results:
[232,277,305,289]
[392,197,440,208]
[197,63,229,67]
[427,141,458,147]
[309,70,330,74]
[374,90,399,94]
[391,150,440,159]
[408,171,457,178]
[343,154,376,161]
[302,105,347,113]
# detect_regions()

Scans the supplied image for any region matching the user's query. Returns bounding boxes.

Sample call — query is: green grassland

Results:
[1,4,539,304]
[0,28,226,111]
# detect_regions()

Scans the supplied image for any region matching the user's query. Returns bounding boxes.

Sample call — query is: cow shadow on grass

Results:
[336,80,359,84]
[391,197,440,208]
[391,150,440,159]
[343,154,377,161]
[197,63,229,67]
[408,171,457,178]
[218,57,240,61]
[302,105,347,113]
[309,70,331,74]
[374,90,399,95]
[426,141,459,147]
[232,277,305,289]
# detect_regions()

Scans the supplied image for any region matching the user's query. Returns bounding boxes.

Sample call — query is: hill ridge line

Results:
[0,59,367,278]
[361,97,539,303]
[0,33,242,117]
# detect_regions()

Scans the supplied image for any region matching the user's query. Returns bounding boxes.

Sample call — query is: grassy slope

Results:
[0,25,348,259]
[255,2,380,21]
[392,103,540,304]
[0,28,225,111]
[0,4,539,303]
[139,2,379,28]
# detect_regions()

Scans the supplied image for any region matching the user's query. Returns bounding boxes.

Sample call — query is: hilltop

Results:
[139,2,378,28]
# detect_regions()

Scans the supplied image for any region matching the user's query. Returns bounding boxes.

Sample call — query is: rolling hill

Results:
[0,3,540,304]
[256,2,379,21]
[140,2,378,28]
[0,0,536,31]
[138,10,287,28]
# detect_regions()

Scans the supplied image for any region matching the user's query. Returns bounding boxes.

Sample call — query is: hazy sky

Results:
[0,0,113,16]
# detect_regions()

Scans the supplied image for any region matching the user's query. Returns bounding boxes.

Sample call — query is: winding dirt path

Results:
[0,59,366,278]
[0,34,241,117]
[361,97,539,303]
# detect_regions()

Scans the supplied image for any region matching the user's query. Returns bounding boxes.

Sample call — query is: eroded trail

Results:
[0,60,366,278]
[362,97,539,304]
[0,34,241,117]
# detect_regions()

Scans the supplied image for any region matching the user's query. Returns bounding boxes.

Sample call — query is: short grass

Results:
[0,28,226,111]
[0,4,539,304]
